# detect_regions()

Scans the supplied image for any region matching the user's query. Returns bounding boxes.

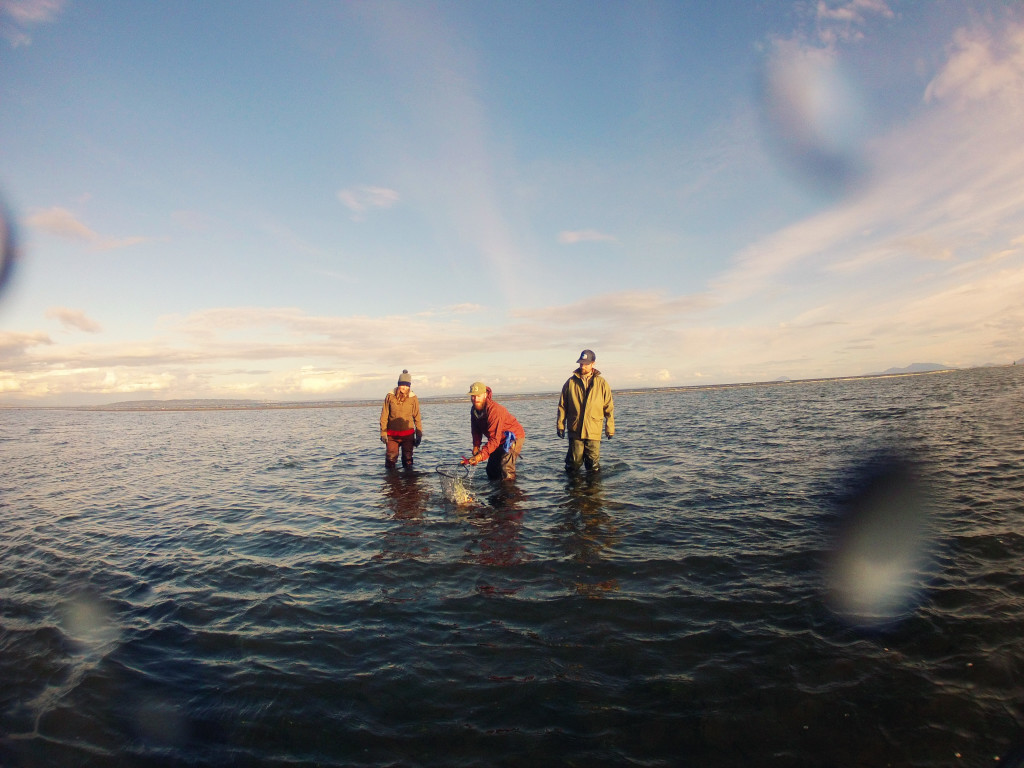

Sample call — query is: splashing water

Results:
[436,462,474,505]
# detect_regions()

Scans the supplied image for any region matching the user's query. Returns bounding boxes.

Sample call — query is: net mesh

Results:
[435,462,473,505]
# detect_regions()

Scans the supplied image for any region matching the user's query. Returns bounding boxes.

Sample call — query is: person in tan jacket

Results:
[380,370,423,469]
[556,349,614,473]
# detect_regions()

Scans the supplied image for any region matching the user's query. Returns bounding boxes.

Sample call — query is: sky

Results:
[1,0,1022,405]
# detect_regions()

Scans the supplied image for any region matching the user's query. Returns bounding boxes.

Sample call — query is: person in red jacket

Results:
[464,381,525,481]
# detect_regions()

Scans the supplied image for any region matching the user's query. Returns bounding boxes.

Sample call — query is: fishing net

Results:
[435,462,473,505]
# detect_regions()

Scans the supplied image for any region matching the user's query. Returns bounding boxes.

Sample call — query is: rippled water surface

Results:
[2,367,1023,767]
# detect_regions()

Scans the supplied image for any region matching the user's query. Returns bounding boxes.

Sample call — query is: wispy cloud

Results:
[814,0,894,47]
[353,5,534,301]
[557,230,619,245]
[0,0,65,47]
[924,24,1024,108]
[46,307,103,333]
[25,207,148,251]
[336,186,399,221]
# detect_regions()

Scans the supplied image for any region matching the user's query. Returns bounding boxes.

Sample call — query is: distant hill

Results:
[869,362,956,375]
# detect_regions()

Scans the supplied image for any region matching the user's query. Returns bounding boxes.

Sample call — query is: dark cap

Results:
[576,349,596,364]
[397,369,412,386]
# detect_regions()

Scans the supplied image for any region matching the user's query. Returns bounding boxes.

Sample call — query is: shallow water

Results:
[1,366,1023,766]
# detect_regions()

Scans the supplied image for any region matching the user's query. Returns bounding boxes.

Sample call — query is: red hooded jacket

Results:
[471,386,525,461]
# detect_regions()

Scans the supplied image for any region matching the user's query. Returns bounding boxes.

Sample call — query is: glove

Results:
[557,429,565,439]
[414,430,422,447]
[605,431,613,440]
[380,433,387,444]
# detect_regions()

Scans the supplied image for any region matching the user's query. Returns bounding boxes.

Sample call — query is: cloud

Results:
[0,330,52,360]
[352,5,534,301]
[727,21,1024,303]
[924,24,1024,108]
[516,290,709,331]
[652,16,1024,380]
[280,367,356,395]
[336,186,399,221]
[0,0,64,46]
[814,0,893,46]
[46,307,103,333]
[557,229,619,245]
[415,303,482,317]
[25,207,147,250]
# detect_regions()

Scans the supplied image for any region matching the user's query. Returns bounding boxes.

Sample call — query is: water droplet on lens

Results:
[824,455,934,628]
[0,199,16,298]
[758,43,867,197]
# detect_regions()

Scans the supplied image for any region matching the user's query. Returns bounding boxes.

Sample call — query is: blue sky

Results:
[1,0,1022,405]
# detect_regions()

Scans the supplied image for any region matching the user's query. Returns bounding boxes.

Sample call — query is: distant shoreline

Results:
[2,364,1009,413]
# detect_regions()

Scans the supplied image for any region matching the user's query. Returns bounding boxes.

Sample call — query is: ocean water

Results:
[1,366,1022,767]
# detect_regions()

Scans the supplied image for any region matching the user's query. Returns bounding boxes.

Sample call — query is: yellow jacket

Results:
[556,369,614,439]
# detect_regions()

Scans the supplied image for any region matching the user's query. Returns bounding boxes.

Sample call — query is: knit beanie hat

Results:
[397,370,412,387]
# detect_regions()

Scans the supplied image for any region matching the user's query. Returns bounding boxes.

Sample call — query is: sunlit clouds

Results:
[25,207,147,251]
[924,24,1024,108]
[46,306,102,333]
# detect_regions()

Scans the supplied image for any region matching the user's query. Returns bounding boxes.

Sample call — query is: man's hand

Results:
[557,429,565,439]
[414,430,422,447]
[380,433,387,444]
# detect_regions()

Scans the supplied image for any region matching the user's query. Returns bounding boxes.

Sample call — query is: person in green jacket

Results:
[556,349,614,473]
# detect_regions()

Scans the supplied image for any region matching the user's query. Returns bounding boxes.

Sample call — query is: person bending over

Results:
[464,382,525,481]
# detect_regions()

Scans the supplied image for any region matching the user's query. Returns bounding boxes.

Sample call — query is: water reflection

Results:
[462,484,528,573]
[373,470,430,563]
[380,468,429,520]
[560,475,622,598]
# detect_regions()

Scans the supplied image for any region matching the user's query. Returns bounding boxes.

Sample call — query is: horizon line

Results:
[3,364,1013,413]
